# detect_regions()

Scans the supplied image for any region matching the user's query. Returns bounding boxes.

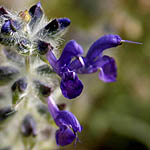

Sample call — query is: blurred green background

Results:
[0,0,150,149]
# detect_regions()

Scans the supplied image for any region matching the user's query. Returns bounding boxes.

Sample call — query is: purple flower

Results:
[47,96,82,146]
[46,40,83,99]
[69,34,142,82]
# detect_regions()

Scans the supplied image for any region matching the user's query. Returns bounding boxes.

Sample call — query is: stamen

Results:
[73,72,76,79]
[121,40,142,45]
[78,56,85,67]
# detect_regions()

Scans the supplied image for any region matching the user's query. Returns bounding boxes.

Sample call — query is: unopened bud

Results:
[34,80,52,98]
[21,114,37,137]
[11,78,27,105]
[0,66,19,86]
[0,107,16,121]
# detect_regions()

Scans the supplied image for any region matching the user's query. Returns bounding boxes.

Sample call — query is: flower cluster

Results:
[0,1,141,148]
[0,2,70,56]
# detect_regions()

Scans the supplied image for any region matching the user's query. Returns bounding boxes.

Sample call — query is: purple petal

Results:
[98,56,117,82]
[46,50,59,74]
[58,40,83,67]
[86,34,122,61]
[55,110,82,133]
[47,96,59,119]
[57,18,71,29]
[60,72,83,99]
[56,127,76,146]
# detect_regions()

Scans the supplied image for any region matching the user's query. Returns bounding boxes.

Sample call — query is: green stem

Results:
[25,56,30,73]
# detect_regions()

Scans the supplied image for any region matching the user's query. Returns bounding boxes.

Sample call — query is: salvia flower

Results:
[46,40,84,99]
[47,96,82,146]
[69,34,142,82]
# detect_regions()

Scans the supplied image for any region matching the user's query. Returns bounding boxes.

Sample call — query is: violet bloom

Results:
[69,34,142,82]
[47,96,82,146]
[46,40,84,99]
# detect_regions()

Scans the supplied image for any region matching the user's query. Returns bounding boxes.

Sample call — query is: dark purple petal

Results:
[86,34,122,61]
[55,110,82,133]
[44,19,59,32]
[0,7,8,16]
[60,72,83,99]
[40,17,71,36]
[98,56,117,82]
[56,126,76,146]
[29,2,43,31]
[36,40,53,55]
[57,18,71,29]
[58,40,83,67]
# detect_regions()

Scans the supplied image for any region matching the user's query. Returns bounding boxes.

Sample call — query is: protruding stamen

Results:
[121,40,142,45]
[73,72,76,79]
[78,56,85,67]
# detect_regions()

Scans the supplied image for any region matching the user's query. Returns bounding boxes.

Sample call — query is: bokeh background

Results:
[0,0,150,150]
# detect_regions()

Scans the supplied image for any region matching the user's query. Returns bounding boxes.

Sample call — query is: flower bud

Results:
[57,103,66,111]
[36,64,54,76]
[21,114,37,137]
[16,38,31,55]
[0,66,19,86]
[3,48,25,65]
[33,80,52,102]
[11,78,27,105]
[0,107,16,121]
[35,40,53,55]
